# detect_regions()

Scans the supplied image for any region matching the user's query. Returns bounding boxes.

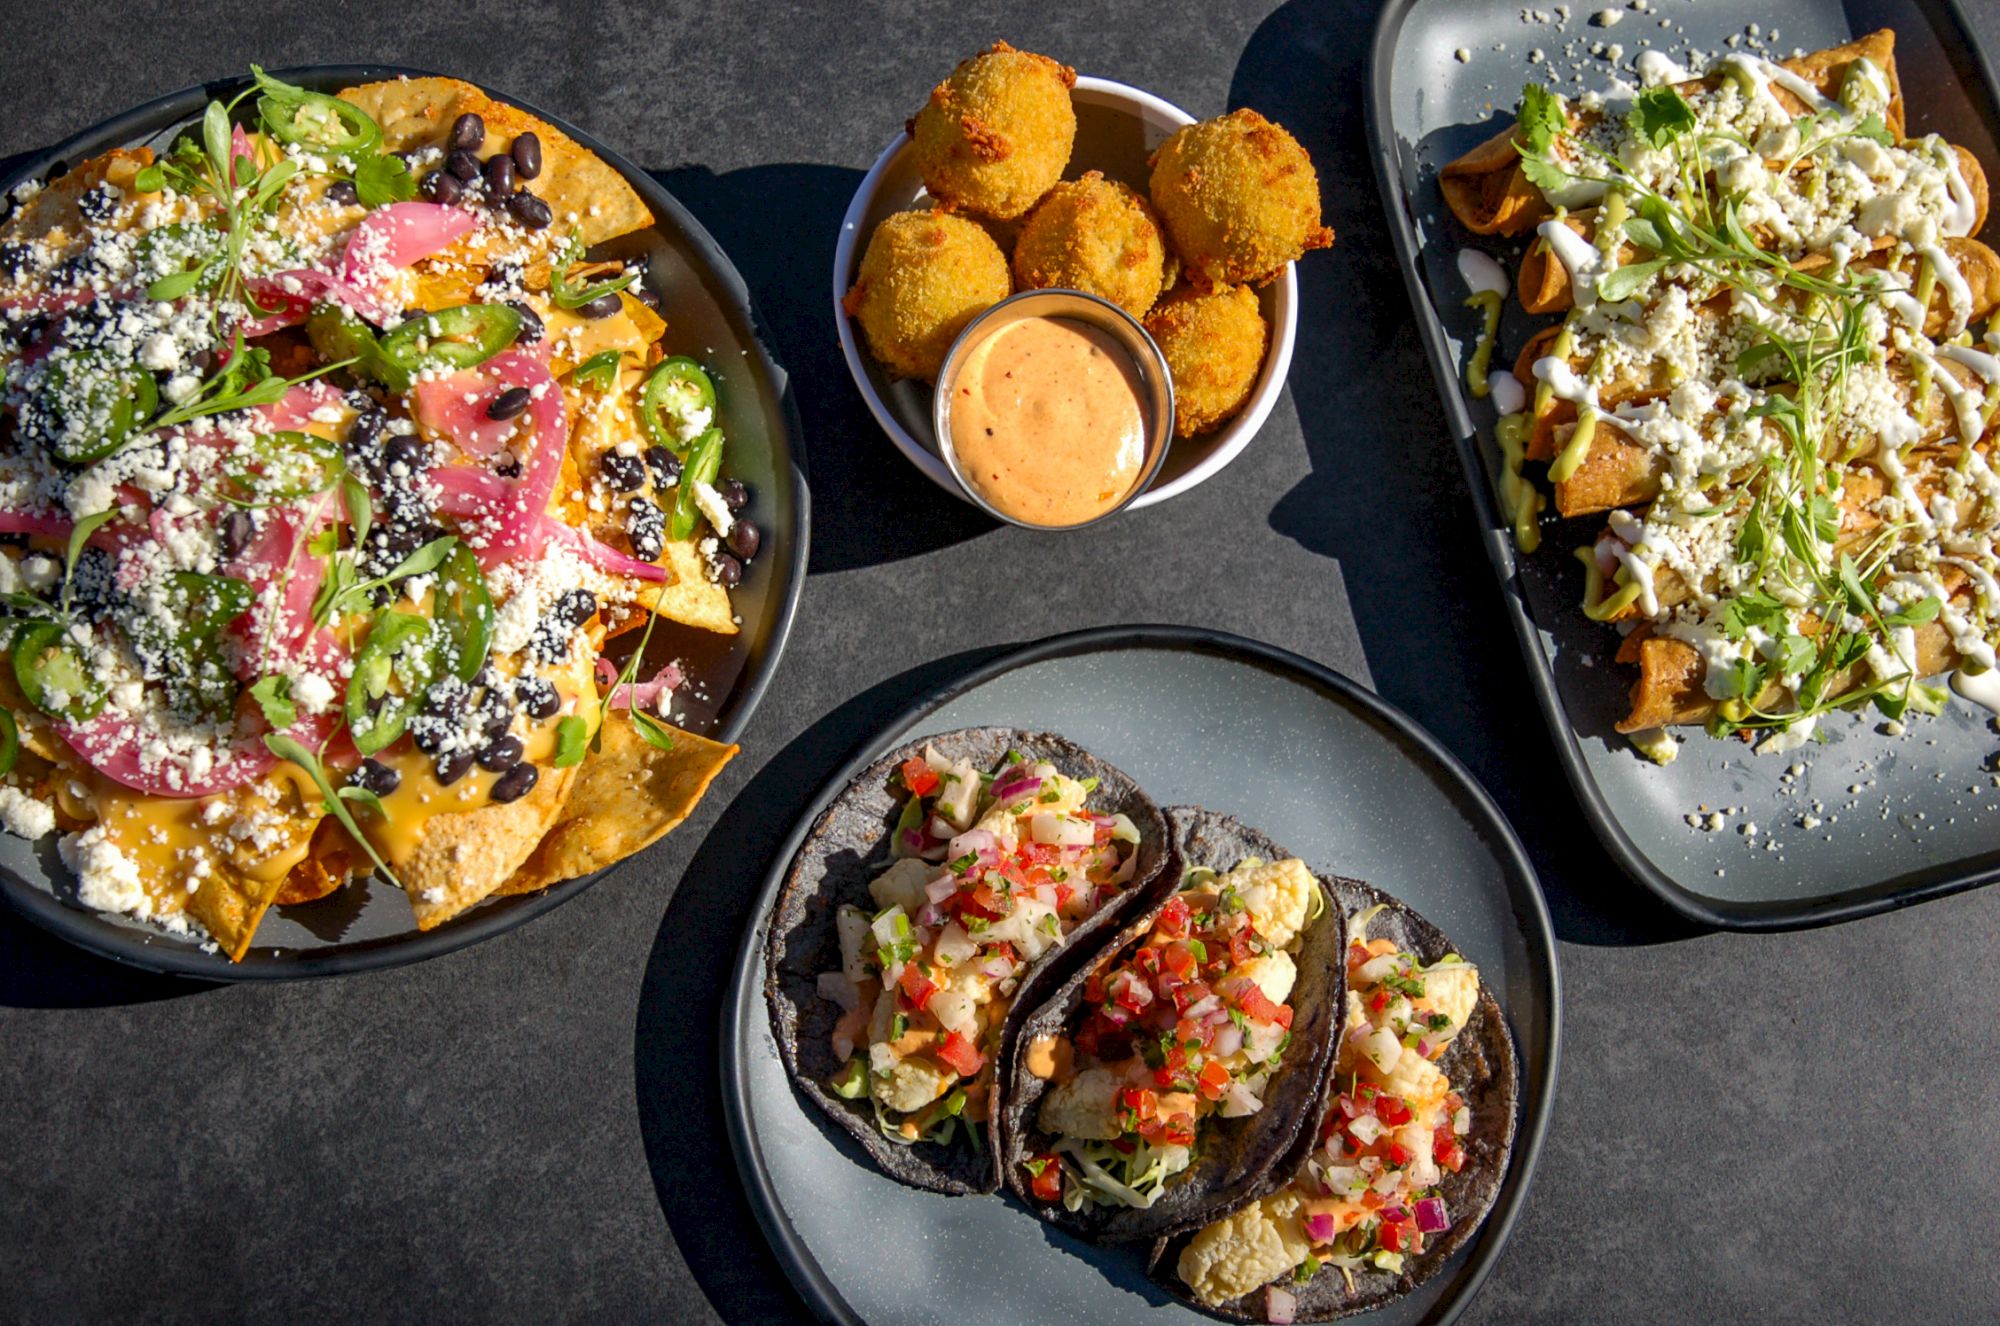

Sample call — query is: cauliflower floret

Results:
[836,905,873,984]
[1396,1119,1441,1189]
[869,857,935,915]
[1033,769,1090,816]
[934,758,981,828]
[1421,963,1481,1045]
[1375,1043,1450,1115]
[1037,1066,1125,1140]
[1176,1190,1311,1308]
[866,987,899,1045]
[983,896,1058,961]
[973,802,1021,848]
[1226,857,1317,949]
[871,1053,954,1113]
[1237,951,1297,1007]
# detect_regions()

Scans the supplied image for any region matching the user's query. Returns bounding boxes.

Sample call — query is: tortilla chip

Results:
[545,298,655,375]
[401,761,580,929]
[649,538,738,634]
[337,77,652,247]
[0,147,156,268]
[500,719,736,895]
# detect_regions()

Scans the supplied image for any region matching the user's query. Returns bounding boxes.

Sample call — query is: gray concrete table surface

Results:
[0,1,1995,1322]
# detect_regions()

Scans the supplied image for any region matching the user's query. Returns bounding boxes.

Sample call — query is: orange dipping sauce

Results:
[947,316,1150,526]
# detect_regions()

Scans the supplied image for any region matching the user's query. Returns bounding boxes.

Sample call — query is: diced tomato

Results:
[1347,940,1371,971]
[1196,1059,1232,1102]
[1111,1137,1137,1155]
[1026,1154,1063,1202]
[1370,990,1390,1013]
[1360,1189,1385,1211]
[1171,981,1212,1016]
[1133,946,1161,976]
[1018,841,1057,866]
[1227,931,1255,967]
[1053,881,1075,910]
[1436,1127,1464,1172]
[896,965,937,1011]
[1387,1141,1413,1168]
[1092,821,1114,845]
[1155,897,1191,939]
[996,858,1028,888]
[936,1030,983,1078]
[1379,1221,1405,1254]
[900,758,939,797]
[1234,983,1293,1030]
[1174,1014,1214,1049]
[1152,1043,1190,1088]
[1376,1095,1412,1126]
[1110,970,1154,1013]
[1161,942,1197,982]
[1158,1112,1196,1146]
[1120,1086,1159,1124]
[1445,1091,1464,1114]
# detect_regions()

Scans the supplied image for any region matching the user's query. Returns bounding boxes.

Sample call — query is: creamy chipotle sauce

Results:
[947,316,1149,526]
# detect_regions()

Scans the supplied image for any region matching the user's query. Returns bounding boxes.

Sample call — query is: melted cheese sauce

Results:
[946,316,1149,527]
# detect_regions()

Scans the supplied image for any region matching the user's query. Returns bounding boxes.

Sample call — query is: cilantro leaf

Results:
[352,153,416,207]
[1853,113,1894,147]
[1883,595,1942,628]
[1594,259,1669,303]
[1514,83,1567,155]
[249,675,296,729]
[1518,152,1573,193]
[1627,86,1695,148]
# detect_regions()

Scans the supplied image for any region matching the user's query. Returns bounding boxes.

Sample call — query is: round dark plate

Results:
[0,65,808,979]
[722,626,1558,1325]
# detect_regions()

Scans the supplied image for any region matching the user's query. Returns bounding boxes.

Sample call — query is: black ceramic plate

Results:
[722,626,1558,1325]
[1368,0,2000,929]
[0,65,808,978]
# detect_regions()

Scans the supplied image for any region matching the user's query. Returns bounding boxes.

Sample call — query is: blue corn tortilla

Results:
[763,728,1172,1195]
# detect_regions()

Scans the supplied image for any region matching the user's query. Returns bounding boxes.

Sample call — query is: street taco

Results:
[763,728,1172,1195]
[1001,808,1346,1243]
[1156,881,1517,1322]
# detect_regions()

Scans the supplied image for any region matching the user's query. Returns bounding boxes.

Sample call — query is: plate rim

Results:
[1363,0,2000,931]
[827,73,1300,513]
[0,63,811,980]
[719,624,1562,1325]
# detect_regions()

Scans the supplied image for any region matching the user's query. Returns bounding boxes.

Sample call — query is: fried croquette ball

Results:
[1012,171,1173,318]
[1145,282,1268,437]
[843,209,1012,381]
[911,42,1078,221]
[1149,109,1333,289]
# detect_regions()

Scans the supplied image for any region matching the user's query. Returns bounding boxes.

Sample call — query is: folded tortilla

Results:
[763,729,1174,1197]
[1440,30,1904,237]
[1148,876,1519,1321]
[997,807,1347,1244]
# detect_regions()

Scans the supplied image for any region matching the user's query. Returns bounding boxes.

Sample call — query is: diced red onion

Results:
[990,773,1042,803]
[1302,1211,1336,1243]
[1415,1196,1451,1234]
[1381,1206,1408,1224]
[1265,1285,1297,1325]
[1210,1025,1243,1059]
[1415,1037,1434,1059]
[915,903,945,928]
[1100,1002,1133,1027]
[925,874,960,904]
[947,828,998,862]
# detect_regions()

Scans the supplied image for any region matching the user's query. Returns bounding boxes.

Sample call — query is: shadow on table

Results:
[1231,1,1700,949]
[653,162,993,575]
[0,904,214,1009]
[632,644,1012,1324]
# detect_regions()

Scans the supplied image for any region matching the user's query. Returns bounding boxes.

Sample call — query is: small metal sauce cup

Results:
[932,289,1176,530]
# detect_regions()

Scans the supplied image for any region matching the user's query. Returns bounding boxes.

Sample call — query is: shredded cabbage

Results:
[1054,1136,1191,1211]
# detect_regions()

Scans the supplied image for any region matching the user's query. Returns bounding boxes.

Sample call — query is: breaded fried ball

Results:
[911,42,1078,221]
[1145,282,1268,437]
[843,209,1012,381]
[1012,171,1174,318]
[1149,109,1333,289]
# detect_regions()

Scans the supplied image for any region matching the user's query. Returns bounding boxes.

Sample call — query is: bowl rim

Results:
[930,287,1177,530]
[830,72,1299,513]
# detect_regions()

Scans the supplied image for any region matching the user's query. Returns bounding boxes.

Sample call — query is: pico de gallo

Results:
[1174,905,1483,1312]
[1022,854,1324,1212]
[0,68,755,957]
[817,745,1145,1149]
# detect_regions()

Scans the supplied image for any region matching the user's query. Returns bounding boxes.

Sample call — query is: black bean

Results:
[50,254,99,287]
[719,478,749,512]
[495,456,522,478]
[385,434,429,477]
[0,242,33,276]
[511,132,542,179]
[486,386,531,421]
[632,283,660,310]
[434,747,476,786]
[422,169,464,205]
[447,148,482,182]
[478,734,524,772]
[325,180,359,206]
[515,676,560,720]
[600,451,646,492]
[348,407,387,450]
[349,758,401,797]
[449,112,486,151]
[508,191,553,230]
[489,761,539,803]
[78,183,117,222]
[644,447,681,486]
[219,509,255,559]
[505,300,543,344]
[486,257,523,287]
[551,588,598,631]
[483,153,515,198]
[578,292,622,320]
[710,552,743,588]
[726,518,761,563]
[626,497,666,561]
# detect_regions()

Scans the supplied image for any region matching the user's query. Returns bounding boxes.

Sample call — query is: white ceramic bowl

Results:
[831,75,1299,512]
